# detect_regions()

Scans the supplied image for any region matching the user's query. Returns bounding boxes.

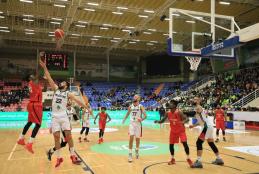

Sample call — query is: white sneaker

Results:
[135,150,139,159]
[128,153,133,163]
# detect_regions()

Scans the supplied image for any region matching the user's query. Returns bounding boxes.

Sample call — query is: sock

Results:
[197,156,202,162]
[171,155,175,159]
[28,137,34,143]
[69,147,76,156]
[55,149,61,158]
[135,148,139,152]
[19,134,25,139]
[216,154,221,159]
[51,148,55,153]
[129,149,132,154]
[186,155,190,159]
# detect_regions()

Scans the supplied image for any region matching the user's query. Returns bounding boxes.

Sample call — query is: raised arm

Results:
[39,59,58,91]
[154,112,168,124]
[122,107,131,124]
[68,93,89,110]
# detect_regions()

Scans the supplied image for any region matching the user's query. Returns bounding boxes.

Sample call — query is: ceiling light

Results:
[91,38,99,41]
[144,10,154,13]
[122,29,131,32]
[126,26,135,29]
[150,41,158,43]
[112,11,123,15]
[25,29,34,32]
[172,31,177,34]
[219,1,230,5]
[165,18,170,21]
[196,0,204,1]
[23,14,34,17]
[93,35,101,38]
[138,15,148,18]
[0,11,3,14]
[186,20,195,23]
[48,34,55,37]
[83,8,95,12]
[194,16,203,20]
[51,17,62,21]
[148,29,156,32]
[78,20,88,24]
[23,18,34,22]
[75,24,86,28]
[71,33,80,36]
[54,4,66,8]
[143,32,151,34]
[0,30,10,32]
[25,32,35,35]
[103,24,112,27]
[163,33,169,36]
[116,7,128,10]
[129,41,136,44]
[58,0,68,1]
[0,26,8,29]
[87,2,99,6]
[100,27,109,30]
[50,21,61,24]
[111,40,118,43]
[172,13,180,16]
[113,37,121,40]
[20,0,33,3]
[49,31,55,34]
[132,39,140,42]
[147,43,154,46]
[0,16,4,19]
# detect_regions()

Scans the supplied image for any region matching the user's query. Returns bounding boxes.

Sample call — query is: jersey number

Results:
[56,98,62,104]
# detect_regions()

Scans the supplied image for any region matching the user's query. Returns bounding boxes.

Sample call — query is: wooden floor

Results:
[1,124,259,174]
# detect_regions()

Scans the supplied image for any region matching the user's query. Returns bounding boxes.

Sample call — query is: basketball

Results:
[54,28,64,39]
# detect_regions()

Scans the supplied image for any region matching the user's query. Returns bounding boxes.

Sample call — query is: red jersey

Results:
[29,81,42,102]
[168,109,185,133]
[99,112,107,123]
[215,109,225,121]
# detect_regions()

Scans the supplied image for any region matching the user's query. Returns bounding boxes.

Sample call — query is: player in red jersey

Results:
[154,100,193,167]
[214,105,227,142]
[17,74,43,154]
[94,107,111,144]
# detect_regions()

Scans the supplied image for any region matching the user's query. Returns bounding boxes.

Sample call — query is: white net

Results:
[185,56,201,71]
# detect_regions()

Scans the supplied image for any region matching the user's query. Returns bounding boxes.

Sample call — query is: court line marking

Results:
[7,143,17,161]
[75,150,95,174]
[142,161,242,174]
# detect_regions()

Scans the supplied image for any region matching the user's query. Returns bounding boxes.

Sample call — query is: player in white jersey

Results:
[66,103,76,121]
[122,95,147,163]
[39,60,89,168]
[189,96,224,168]
[79,103,94,142]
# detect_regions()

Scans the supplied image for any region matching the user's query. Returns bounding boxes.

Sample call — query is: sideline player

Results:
[154,100,193,167]
[17,74,43,154]
[122,95,147,163]
[39,60,89,167]
[214,105,227,142]
[94,107,111,144]
[79,103,94,142]
[189,96,224,168]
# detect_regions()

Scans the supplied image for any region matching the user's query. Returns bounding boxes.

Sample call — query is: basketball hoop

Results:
[185,56,201,71]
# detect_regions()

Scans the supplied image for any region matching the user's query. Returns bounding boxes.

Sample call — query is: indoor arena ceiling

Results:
[0,0,259,58]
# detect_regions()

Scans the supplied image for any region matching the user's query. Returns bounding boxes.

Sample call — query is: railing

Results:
[232,89,259,107]
[189,75,215,91]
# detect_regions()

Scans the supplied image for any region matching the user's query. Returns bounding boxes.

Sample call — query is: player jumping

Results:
[154,100,193,167]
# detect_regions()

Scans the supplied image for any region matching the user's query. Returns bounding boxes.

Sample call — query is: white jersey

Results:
[82,107,91,127]
[66,107,75,121]
[130,104,143,123]
[52,90,70,118]
[196,107,214,128]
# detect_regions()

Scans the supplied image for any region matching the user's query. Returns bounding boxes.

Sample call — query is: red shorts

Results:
[99,121,106,131]
[170,131,187,144]
[216,120,225,130]
[27,102,43,124]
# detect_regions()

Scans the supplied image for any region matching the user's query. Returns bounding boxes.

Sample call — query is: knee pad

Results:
[208,142,219,154]
[196,138,204,151]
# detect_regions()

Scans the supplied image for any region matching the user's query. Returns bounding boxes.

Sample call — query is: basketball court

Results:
[1,0,259,173]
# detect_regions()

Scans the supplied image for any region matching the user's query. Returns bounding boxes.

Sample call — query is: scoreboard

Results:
[40,52,74,77]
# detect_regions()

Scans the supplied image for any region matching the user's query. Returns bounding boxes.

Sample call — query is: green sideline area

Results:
[0,111,161,129]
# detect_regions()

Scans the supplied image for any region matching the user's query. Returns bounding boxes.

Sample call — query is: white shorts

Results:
[199,126,214,140]
[51,116,71,133]
[82,120,90,128]
[129,122,142,138]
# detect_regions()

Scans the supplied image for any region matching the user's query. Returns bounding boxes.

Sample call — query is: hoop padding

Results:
[185,56,201,71]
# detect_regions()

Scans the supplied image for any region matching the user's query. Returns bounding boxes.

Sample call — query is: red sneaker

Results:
[55,158,63,168]
[84,138,89,142]
[187,158,193,167]
[98,138,101,144]
[78,137,82,143]
[25,143,34,154]
[168,158,176,165]
[17,138,26,146]
[101,138,104,143]
[70,155,81,165]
